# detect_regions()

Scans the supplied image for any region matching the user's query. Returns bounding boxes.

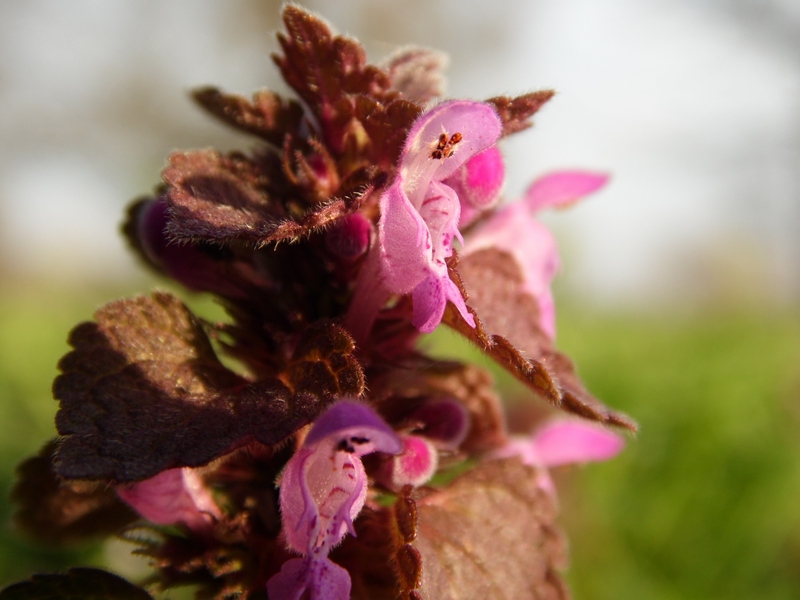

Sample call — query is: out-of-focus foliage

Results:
[0,286,110,584]
[558,310,800,600]
[2,285,799,598]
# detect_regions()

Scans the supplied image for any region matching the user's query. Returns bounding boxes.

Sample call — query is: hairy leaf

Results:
[12,441,137,544]
[54,293,362,481]
[274,6,393,122]
[192,86,304,146]
[162,150,278,245]
[409,459,569,600]
[163,149,379,247]
[487,90,555,137]
[0,568,152,600]
[384,47,449,104]
[446,250,637,430]
[354,96,422,168]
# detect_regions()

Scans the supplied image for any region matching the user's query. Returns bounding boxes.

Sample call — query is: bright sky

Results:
[1,0,798,308]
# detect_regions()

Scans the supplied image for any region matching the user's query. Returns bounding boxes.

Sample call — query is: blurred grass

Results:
[1,283,798,598]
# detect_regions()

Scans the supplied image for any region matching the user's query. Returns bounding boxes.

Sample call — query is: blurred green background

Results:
[1,281,798,599]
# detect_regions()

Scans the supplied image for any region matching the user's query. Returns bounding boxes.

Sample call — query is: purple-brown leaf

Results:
[487,90,556,137]
[12,440,138,544]
[54,293,360,482]
[273,6,395,152]
[0,568,153,600]
[163,149,379,247]
[354,95,422,168]
[162,150,279,245]
[384,47,449,104]
[410,459,570,600]
[192,86,304,146]
[446,249,636,430]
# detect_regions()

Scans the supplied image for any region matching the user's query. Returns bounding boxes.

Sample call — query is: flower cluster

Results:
[8,6,634,599]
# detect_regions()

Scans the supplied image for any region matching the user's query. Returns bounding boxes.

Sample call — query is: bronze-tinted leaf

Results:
[273,6,395,152]
[53,293,352,481]
[330,507,400,600]
[410,459,569,600]
[12,440,137,544]
[354,95,422,168]
[384,47,449,104]
[283,320,365,398]
[446,249,637,430]
[0,568,153,600]
[487,90,555,137]
[162,150,279,245]
[192,87,304,146]
[163,149,379,247]
[257,175,379,246]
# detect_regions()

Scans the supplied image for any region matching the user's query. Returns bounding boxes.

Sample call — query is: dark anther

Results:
[336,439,356,453]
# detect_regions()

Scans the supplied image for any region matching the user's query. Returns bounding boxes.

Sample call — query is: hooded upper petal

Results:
[279,401,402,555]
[346,100,501,341]
[272,401,402,599]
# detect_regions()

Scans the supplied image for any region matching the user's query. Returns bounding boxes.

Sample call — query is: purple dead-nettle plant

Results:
[6,6,635,600]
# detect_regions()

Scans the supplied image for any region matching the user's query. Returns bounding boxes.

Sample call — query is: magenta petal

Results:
[391,434,439,488]
[280,401,402,555]
[445,146,505,222]
[116,468,221,533]
[409,398,470,449]
[361,100,502,337]
[524,170,609,213]
[411,276,447,333]
[267,556,351,600]
[531,420,626,467]
[304,401,402,454]
[400,100,503,183]
[266,557,308,600]
[379,180,433,294]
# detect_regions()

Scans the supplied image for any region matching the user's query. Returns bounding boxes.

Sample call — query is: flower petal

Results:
[465,203,559,337]
[266,556,351,600]
[444,146,505,227]
[524,170,608,213]
[378,179,432,294]
[387,434,439,488]
[531,420,625,467]
[303,401,402,455]
[280,401,402,555]
[116,467,221,533]
[409,398,470,449]
[400,100,503,184]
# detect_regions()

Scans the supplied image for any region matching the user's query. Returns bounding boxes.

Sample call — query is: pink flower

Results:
[267,401,402,600]
[495,419,625,495]
[446,146,505,227]
[376,398,470,490]
[346,100,503,342]
[465,171,608,338]
[116,467,222,534]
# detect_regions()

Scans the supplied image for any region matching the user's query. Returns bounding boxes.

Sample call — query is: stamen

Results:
[430,132,463,160]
